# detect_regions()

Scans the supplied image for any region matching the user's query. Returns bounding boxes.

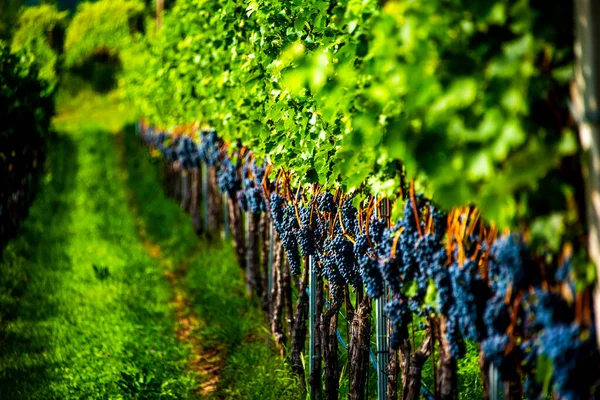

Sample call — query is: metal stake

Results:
[375,198,388,400]
[308,255,317,398]
[489,364,504,400]
[245,211,251,295]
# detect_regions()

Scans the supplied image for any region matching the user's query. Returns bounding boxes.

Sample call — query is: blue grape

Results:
[484,295,510,337]
[354,234,384,298]
[538,324,599,400]
[385,298,412,349]
[317,192,336,214]
[368,218,386,244]
[340,198,359,236]
[325,235,361,288]
[270,193,286,232]
[448,259,490,342]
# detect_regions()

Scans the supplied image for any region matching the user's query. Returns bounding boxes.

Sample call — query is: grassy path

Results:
[0,94,298,399]
[0,97,198,399]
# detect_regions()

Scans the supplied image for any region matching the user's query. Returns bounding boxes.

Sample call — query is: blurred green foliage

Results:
[1,40,55,251]
[124,0,577,231]
[11,4,69,90]
[0,0,26,40]
[64,0,144,67]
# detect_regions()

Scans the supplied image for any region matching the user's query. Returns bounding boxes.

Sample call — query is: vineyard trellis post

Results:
[573,0,600,347]
[202,163,209,233]
[374,198,388,400]
[488,363,504,400]
[308,255,317,398]
[155,0,164,29]
[180,170,188,210]
[223,194,230,240]
[245,211,251,295]
[268,221,274,297]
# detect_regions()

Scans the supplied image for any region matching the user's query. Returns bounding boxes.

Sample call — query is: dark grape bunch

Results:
[199,129,222,167]
[270,193,286,233]
[317,192,336,214]
[375,225,403,295]
[325,234,361,288]
[217,157,241,197]
[320,248,345,305]
[240,159,267,214]
[448,259,490,342]
[353,233,384,298]
[294,205,316,257]
[339,199,360,236]
[175,135,200,170]
[385,297,412,349]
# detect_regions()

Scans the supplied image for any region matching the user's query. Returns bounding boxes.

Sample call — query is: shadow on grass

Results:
[0,123,199,399]
[0,132,79,398]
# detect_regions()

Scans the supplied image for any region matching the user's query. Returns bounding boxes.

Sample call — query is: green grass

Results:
[0,94,197,399]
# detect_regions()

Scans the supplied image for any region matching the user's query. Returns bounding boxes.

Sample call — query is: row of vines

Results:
[0,42,54,254]
[123,0,600,398]
[138,122,598,399]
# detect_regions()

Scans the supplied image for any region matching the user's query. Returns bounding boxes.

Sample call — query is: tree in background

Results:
[63,0,144,68]
[11,4,68,91]
[62,0,145,92]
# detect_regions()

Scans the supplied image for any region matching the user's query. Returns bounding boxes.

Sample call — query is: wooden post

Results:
[573,0,600,345]
[156,0,164,29]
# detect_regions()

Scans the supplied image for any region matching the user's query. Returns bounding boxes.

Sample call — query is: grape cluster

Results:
[145,128,177,161]
[241,159,267,214]
[269,194,301,275]
[358,254,384,298]
[294,205,316,257]
[385,298,412,349]
[198,129,222,166]
[217,158,241,197]
[538,324,599,400]
[368,218,386,244]
[375,227,403,295]
[488,234,533,295]
[481,334,510,372]
[448,259,489,342]
[270,193,286,231]
[320,250,345,305]
[398,197,421,283]
[325,235,361,288]
[483,295,510,337]
[317,192,336,214]
[175,135,200,169]
[527,289,572,331]
[339,199,359,236]
[414,234,443,298]
[237,189,248,212]
[281,205,301,275]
